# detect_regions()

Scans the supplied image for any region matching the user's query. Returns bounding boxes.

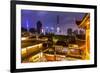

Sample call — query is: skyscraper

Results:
[56,15,61,35]
[67,28,73,36]
[36,21,42,34]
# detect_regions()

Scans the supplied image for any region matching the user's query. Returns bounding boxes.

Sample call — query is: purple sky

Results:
[21,10,86,35]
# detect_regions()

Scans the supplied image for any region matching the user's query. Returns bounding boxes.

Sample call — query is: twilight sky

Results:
[21,10,86,35]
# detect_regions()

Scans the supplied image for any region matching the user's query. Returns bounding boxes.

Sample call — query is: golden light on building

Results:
[76,13,90,60]
[21,43,43,61]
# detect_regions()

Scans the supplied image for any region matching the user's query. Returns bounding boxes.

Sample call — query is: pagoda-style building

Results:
[76,13,90,60]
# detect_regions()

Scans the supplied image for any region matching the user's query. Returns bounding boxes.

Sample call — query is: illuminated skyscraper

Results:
[56,15,61,35]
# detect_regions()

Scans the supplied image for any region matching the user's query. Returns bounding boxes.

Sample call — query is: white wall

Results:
[0,0,99,73]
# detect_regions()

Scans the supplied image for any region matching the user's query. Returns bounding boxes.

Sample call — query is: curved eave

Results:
[79,13,90,29]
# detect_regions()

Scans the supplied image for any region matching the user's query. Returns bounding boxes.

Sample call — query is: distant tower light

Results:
[51,27,54,30]
[26,20,29,32]
[42,28,46,35]
[41,28,44,33]
[51,27,54,33]
[57,27,60,33]
[46,27,49,33]
[46,27,48,29]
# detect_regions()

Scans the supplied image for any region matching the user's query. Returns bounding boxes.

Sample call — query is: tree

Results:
[21,27,27,32]
[29,28,36,33]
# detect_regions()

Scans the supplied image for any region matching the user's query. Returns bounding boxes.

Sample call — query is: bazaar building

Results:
[76,13,90,60]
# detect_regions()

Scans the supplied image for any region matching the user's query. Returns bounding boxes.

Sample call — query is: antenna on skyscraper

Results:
[57,15,59,25]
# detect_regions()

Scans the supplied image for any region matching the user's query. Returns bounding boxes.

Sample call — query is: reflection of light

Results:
[62,48,68,52]
[21,48,27,56]
[21,37,27,40]
[21,43,42,58]
[27,43,42,49]
[51,27,54,30]
[40,52,43,58]
[26,20,29,32]
[41,28,46,35]
[29,53,40,62]
[70,49,75,52]
[41,28,44,33]
[57,27,60,32]
[38,44,42,48]
[86,21,90,25]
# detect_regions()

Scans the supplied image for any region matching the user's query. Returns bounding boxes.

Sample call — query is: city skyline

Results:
[21,10,90,63]
[21,10,86,35]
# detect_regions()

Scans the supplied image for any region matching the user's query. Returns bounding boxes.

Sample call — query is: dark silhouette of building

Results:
[79,30,85,35]
[36,21,42,34]
[67,28,73,36]
[73,30,78,35]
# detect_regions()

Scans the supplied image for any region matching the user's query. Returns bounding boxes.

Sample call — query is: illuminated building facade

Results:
[76,13,90,60]
[55,15,61,35]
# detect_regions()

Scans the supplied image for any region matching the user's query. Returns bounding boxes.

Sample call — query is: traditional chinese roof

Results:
[76,13,90,29]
